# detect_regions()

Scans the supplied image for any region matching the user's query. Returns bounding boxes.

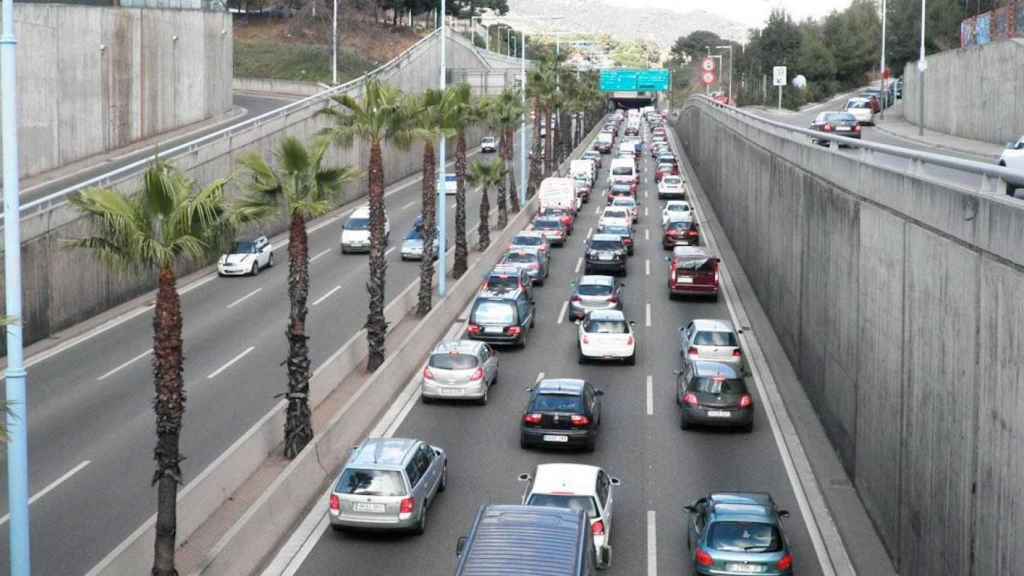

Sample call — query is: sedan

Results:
[467,293,535,347]
[520,378,603,452]
[584,234,628,276]
[676,360,753,432]
[685,492,793,575]
[400,219,441,261]
[480,136,498,153]
[658,175,686,200]
[610,196,639,222]
[810,112,861,146]
[577,309,636,365]
[607,183,637,204]
[844,98,875,125]
[509,231,551,259]
[597,224,634,255]
[529,217,568,246]
[680,318,742,367]
[662,201,693,227]
[421,340,498,404]
[218,236,273,276]
[569,275,623,320]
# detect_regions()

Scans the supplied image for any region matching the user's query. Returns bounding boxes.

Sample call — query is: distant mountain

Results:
[498,0,748,48]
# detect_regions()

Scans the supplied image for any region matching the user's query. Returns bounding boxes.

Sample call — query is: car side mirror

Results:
[683,504,697,514]
[518,473,531,482]
[664,256,671,262]
[778,510,790,518]
[456,536,467,557]
[594,389,605,396]
[673,369,682,375]
[610,477,621,486]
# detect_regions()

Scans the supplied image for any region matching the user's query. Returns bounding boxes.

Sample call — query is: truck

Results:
[570,159,596,185]
[538,177,580,212]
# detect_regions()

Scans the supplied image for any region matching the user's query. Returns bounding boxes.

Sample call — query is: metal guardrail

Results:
[687,94,1023,195]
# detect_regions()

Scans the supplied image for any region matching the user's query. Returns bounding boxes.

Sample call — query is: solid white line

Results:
[309,248,331,263]
[312,285,342,307]
[646,375,654,416]
[557,301,568,325]
[647,510,658,576]
[645,228,650,241]
[97,349,152,381]
[207,345,255,380]
[0,460,91,526]
[645,302,652,327]
[400,199,417,210]
[536,371,545,383]
[226,287,262,310]
[575,257,583,274]
[645,259,651,276]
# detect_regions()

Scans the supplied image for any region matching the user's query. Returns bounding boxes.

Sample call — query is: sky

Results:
[607,0,856,28]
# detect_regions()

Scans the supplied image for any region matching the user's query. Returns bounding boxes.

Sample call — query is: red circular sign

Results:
[702,71,717,85]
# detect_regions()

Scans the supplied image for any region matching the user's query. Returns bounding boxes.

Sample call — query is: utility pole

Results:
[437,0,448,297]
[878,0,886,119]
[917,0,926,136]
[332,0,338,84]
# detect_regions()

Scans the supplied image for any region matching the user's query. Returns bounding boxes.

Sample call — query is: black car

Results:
[584,234,628,276]
[467,293,535,347]
[810,111,861,146]
[520,378,603,452]
[675,361,753,432]
[597,224,634,255]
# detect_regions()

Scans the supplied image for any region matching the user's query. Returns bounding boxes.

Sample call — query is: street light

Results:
[917,0,926,136]
[520,29,527,208]
[714,44,733,103]
[332,0,338,84]
[878,0,887,119]
[437,0,448,297]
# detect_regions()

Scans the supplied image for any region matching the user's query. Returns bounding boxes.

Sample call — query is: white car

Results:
[844,98,875,125]
[577,309,636,364]
[661,200,693,227]
[480,136,498,153]
[519,463,621,569]
[341,206,390,254]
[218,235,273,276]
[599,207,633,229]
[998,136,1024,171]
[658,175,686,200]
[610,196,639,222]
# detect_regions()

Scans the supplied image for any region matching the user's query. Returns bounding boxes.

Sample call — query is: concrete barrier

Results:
[233,78,324,98]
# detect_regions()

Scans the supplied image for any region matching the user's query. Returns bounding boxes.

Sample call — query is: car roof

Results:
[432,339,485,356]
[691,318,735,332]
[587,309,626,322]
[536,378,586,395]
[490,264,526,276]
[579,275,615,286]
[349,437,419,469]
[531,463,602,496]
[690,360,741,379]
[505,247,541,256]
[665,200,690,208]
[673,246,711,259]
[533,216,563,223]
[591,233,623,242]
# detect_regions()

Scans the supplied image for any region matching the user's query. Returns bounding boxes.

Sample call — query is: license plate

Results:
[485,326,503,334]
[352,502,386,513]
[599,253,612,261]
[707,410,731,418]
[441,387,463,396]
[678,276,694,284]
[543,435,569,443]
[726,564,763,573]
[836,126,851,131]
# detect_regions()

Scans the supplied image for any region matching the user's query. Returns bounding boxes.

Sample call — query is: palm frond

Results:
[277,136,311,175]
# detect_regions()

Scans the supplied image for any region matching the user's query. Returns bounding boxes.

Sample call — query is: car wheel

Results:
[251,262,259,276]
[679,412,691,430]
[520,432,531,450]
[340,245,348,255]
[578,347,587,365]
[626,352,636,366]
[477,387,489,406]
[519,330,528,349]
[742,422,754,434]
[331,524,346,533]
[421,394,435,404]
[438,462,448,492]
[583,437,596,453]
[268,252,274,267]
[413,509,427,535]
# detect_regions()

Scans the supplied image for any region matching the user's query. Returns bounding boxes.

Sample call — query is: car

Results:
[573,178,592,204]
[518,463,621,569]
[859,91,881,113]
[894,78,903,99]
[577,309,636,365]
[668,246,720,299]
[481,264,534,303]
[600,207,633,229]
[499,247,549,286]
[658,175,686,200]
[520,378,603,451]
[844,98,875,125]
[596,223,634,255]
[509,231,551,259]
[662,200,693,227]
[540,207,576,235]
[341,206,390,253]
[480,136,498,153]
[809,112,861,146]
[529,216,568,246]
[676,361,753,431]
[217,235,273,276]
[569,275,623,320]
[467,292,535,347]
[607,182,637,204]
[421,340,498,404]
[328,437,447,534]
[655,162,678,182]
[581,150,603,169]
[584,234,628,276]
[684,492,793,575]
[400,217,443,261]
[656,153,678,167]
[610,196,639,222]
[681,318,742,367]
[998,135,1024,171]
[663,219,700,249]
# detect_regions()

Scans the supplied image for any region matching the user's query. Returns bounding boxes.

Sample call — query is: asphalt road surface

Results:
[0,129,525,576]
[287,120,828,576]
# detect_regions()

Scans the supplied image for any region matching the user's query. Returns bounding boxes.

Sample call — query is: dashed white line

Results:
[646,302,652,327]
[586,226,593,239]
[645,228,650,241]
[207,345,255,380]
[400,200,417,210]
[594,205,601,215]
[0,460,91,527]
[647,510,658,576]
[644,188,649,199]
[312,285,342,307]
[646,375,654,416]
[644,206,649,217]
[557,301,569,325]
[385,247,396,257]
[97,349,152,381]
[575,257,583,274]
[226,287,262,310]
[309,248,331,263]
[645,258,651,276]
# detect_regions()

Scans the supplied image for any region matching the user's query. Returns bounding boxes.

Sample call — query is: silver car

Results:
[680,318,743,368]
[329,437,447,534]
[569,275,623,320]
[500,247,549,285]
[421,340,499,404]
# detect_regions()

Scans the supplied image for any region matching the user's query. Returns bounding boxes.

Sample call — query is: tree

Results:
[486,89,525,221]
[234,137,358,458]
[467,158,505,251]
[319,78,406,371]
[670,30,726,65]
[445,0,509,17]
[70,162,233,576]
[447,82,483,280]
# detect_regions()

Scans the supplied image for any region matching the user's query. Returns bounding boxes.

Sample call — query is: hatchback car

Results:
[668,246,720,299]
[577,309,636,365]
[597,223,634,255]
[607,183,637,204]
[341,206,391,253]
[218,235,273,276]
[610,196,639,222]
[481,265,534,303]
[467,293,534,347]
[676,361,753,431]
[663,219,700,249]
[509,231,551,259]
[656,162,679,182]
[685,492,793,575]
[681,318,742,367]
[569,275,623,320]
[400,217,443,261]
[600,207,633,229]
[499,248,549,286]
[529,216,568,246]
[584,234,628,276]
[520,378,603,451]
[480,136,498,153]
[844,98,875,125]
[810,111,861,146]
[329,437,447,534]
[421,340,499,404]
[662,201,693,227]
[658,175,686,200]
[540,207,576,235]
[519,463,621,569]
[581,150,603,169]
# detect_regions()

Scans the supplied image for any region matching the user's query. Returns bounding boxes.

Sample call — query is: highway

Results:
[0,129,525,575]
[283,120,829,576]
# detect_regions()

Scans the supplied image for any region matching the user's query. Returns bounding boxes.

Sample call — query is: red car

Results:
[663,219,700,249]
[540,207,575,234]
[655,162,678,182]
[668,246,719,300]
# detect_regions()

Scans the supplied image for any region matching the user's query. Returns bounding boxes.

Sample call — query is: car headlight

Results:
[218,255,226,265]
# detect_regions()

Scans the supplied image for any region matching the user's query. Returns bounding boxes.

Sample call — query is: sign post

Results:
[772,66,787,110]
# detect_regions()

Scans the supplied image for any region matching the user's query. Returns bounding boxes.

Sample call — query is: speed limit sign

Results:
[701,58,715,72]
[702,71,716,86]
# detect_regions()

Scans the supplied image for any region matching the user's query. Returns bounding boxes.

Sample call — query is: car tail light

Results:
[399,497,415,516]
[329,494,340,513]
[739,394,753,408]
[777,553,793,571]
[607,297,618,305]
[732,348,742,358]
[667,230,679,236]
[627,335,634,346]
[687,230,699,237]
[682,392,699,406]
[507,326,522,336]
[591,519,605,535]
[469,367,485,381]
[695,548,714,567]
[572,296,583,303]
[523,413,542,425]
[687,346,699,358]
[853,124,861,132]
[823,123,833,132]
[467,324,482,335]
[423,366,435,380]
[570,414,591,426]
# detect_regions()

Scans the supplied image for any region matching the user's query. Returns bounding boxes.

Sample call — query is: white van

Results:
[570,159,595,185]
[608,157,637,186]
[538,177,580,212]
[341,206,391,254]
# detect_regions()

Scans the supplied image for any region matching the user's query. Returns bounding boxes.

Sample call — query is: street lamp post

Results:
[332,0,338,84]
[917,0,926,136]
[714,44,733,103]
[437,0,448,297]
[878,0,886,119]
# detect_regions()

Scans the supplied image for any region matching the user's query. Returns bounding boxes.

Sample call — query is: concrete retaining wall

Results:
[676,100,1024,576]
[903,39,1024,144]
[232,77,324,97]
[3,4,232,180]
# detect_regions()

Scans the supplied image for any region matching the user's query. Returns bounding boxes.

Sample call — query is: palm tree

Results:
[467,159,506,251]
[234,137,358,458]
[69,162,233,576]
[527,64,556,189]
[487,89,525,216]
[318,78,406,371]
[449,83,486,280]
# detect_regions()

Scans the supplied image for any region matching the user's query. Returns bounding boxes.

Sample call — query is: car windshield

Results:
[604,210,627,219]
[230,241,258,254]
[531,393,584,412]
[527,493,599,519]
[590,239,622,251]
[513,235,543,247]
[473,301,515,324]
[693,376,746,394]
[578,283,613,296]
[486,275,521,291]
[586,319,628,334]
[405,227,423,240]
[612,167,633,175]
[533,220,562,230]
[429,353,479,370]
[504,252,538,264]
[694,330,738,346]
[335,469,405,496]
[345,217,370,230]
[707,521,783,552]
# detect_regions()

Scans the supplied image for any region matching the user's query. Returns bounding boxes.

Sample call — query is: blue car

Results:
[685,492,794,575]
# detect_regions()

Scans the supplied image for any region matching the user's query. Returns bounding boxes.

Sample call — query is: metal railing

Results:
[687,94,1023,195]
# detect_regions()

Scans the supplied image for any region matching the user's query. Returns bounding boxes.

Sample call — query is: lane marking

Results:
[312,285,342,307]
[575,257,583,274]
[645,258,651,276]
[97,349,152,381]
[647,510,658,576]
[207,345,255,380]
[645,228,650,241]
[645,302,652,327]
[400,200,417,210]
[646,375,654,416]
[586,226,593,239]
[557,301,568,325]
[644,206,649,217]
[385,247,396,258]
[226,287,262,310]
[309,248,331,263]
[594,205,601,215]
[645,188,649,199]
[536,371,545,383]
[0,460,91,527]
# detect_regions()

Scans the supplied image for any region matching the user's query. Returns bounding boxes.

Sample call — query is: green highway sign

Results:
[599,68,670,93]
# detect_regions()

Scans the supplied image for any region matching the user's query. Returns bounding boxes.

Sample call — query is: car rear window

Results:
[503,252,538,264]
[604,209,628,219]
[473,301,515,324]
[345,217,370,230]
[707,521,783,552]
[586,319,627,334]
[694,330,738,346]
[531,393,584,412]
[612,167,634,175]
[612,198,635,207]
[675,257,716,272]
[526,494,599,519]
[578,283,613,296]
[532,220,561,230]
[429,353,479,370]
[666,204,690,212]
[692,376,746,394]
[662,177,682,186]
[486,275,521,291]
[335,468,406,496]
[513,235,543,247]
[667,220,697,231]
[590,239,622,251]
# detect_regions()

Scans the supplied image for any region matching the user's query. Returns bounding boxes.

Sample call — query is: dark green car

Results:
[684,492,794,576]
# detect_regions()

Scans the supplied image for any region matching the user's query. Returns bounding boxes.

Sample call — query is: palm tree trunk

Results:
[283,213,313,459]
[528,99,543,198]
[478,184,491,250]
[152,266,185,576]
[366,141,388,372]
[416,141,437,316]
[553,112,562,167]
[545,108,555,175]
[505,126,520,213]
[453,130,469,279]
[496,132,508,228]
